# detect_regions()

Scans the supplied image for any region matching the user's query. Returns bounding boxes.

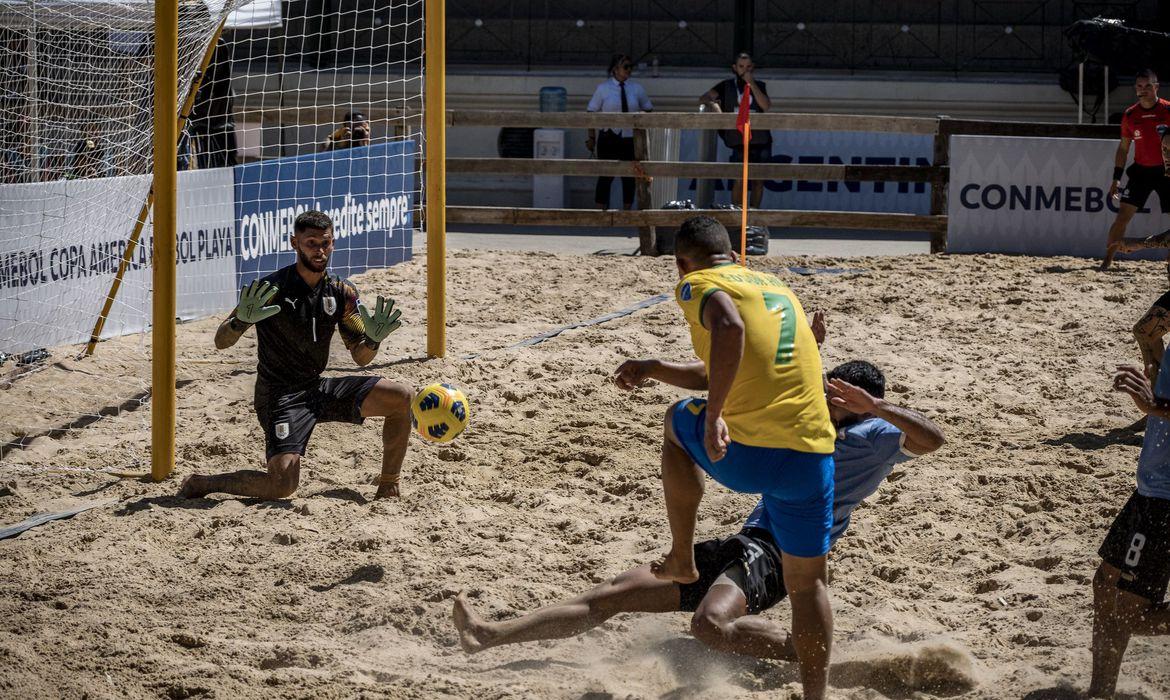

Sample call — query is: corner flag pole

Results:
[152,0,178,482]
[740,123,749,258]
[425,0,447,358]
[735,88,752,259]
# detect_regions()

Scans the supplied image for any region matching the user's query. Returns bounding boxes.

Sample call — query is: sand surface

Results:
[1,250,1168,699]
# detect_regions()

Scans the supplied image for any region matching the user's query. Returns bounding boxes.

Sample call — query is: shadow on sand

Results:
[1042,426,1143,450]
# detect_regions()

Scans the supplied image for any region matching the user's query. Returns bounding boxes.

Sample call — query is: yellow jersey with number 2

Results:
[676,263,835,454]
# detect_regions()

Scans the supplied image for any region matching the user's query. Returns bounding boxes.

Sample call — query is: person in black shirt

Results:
[700,52,773,208]
[178,210,412,501]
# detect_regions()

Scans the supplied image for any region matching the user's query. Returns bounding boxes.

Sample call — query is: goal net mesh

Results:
[0,0,423,474]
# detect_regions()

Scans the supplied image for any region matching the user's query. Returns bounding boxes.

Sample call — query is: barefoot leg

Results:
[452,567,678,653]
[656,405,703,584]
[177,475,210,499]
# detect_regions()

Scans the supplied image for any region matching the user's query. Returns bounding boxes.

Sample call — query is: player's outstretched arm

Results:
[614,359,708,391]
[349,295,402,366]
[215,280,280,350]
[828,378,946,455]
[214,316,246,350]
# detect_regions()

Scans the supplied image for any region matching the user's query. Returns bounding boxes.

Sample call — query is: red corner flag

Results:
[736,86,752,134]
[736,88,751,258]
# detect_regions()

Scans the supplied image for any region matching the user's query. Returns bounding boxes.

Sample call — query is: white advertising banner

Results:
[1,168,236,355]
[173,167,238,321]
[947,135,1169,258]
[226,0,282,29]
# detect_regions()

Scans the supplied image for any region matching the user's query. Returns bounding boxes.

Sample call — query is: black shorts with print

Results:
[1099,490,1170,603]
[254,376,379,460]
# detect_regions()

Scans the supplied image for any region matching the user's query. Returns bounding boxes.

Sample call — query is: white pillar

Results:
[1078,62,1085,125]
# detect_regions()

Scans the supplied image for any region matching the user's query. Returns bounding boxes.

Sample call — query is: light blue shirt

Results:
[586,77,653,138]
[1138,347,1170,500]
[743,417,915,544]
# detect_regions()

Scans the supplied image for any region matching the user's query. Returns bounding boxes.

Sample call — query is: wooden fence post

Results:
[633,128,656,255]
[930,118,951,254]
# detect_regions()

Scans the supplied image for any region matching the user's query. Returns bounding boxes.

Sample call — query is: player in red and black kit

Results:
[1103,70,1170,270]
[178,210,414,501]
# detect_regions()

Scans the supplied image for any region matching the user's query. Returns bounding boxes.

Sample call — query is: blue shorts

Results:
[671,397,834,558]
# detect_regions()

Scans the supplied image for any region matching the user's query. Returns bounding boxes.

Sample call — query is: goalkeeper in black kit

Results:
[178,210,414,501]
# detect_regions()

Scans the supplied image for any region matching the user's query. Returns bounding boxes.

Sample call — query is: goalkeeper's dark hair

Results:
[675,216,732,260]
[827,360,885,399]
[294,210,333,234]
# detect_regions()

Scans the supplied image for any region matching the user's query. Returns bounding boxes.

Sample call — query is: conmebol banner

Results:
[0,167,237,355]
[233,140,415,288]
[947,135,1169,258]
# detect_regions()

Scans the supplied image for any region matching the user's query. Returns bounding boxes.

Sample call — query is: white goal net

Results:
[0,0,424,474]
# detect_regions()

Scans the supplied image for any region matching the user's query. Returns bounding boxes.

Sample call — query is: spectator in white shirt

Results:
[586,54,653,210]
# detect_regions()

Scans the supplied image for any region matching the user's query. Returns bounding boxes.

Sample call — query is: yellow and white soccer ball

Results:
[411,383,469,443]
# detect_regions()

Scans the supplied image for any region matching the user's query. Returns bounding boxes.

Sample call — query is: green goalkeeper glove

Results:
[233,280,281,325]
[359,295,402,343]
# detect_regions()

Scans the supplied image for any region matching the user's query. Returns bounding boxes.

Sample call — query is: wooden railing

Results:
[441,109,1115,255]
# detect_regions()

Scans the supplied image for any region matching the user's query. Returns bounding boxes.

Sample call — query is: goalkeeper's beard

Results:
[298,248,329,273]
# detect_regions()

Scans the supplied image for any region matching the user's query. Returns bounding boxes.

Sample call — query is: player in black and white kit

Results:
[1089,359,1170,696]
[178,210,413,501]
[454,322,947,664]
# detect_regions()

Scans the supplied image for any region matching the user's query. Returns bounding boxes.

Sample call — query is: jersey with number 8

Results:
[676,263,835,453]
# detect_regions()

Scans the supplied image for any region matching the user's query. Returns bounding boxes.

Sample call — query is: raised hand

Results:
[827,377,881,415]
[359,295,402,343]
[234,280,281,324]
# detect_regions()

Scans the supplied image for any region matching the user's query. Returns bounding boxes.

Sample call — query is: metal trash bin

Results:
[712,203,769,256]
[647,128,681,209]
[535,87,567,207]
[656,199,698,255]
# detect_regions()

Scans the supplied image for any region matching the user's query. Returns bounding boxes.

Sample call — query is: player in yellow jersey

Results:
[614,216,836,699]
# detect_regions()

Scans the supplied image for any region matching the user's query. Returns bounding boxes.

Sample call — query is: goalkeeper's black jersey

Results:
[248,264,366,390]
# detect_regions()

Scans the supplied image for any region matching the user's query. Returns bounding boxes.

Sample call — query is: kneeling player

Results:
[179,210,412,501]
[454,360,944,660]
[1089,362,1170,697]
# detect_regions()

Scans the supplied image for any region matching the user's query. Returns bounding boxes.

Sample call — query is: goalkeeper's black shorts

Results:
[254,376,380,460]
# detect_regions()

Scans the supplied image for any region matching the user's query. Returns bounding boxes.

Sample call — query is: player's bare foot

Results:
[650,551,700,584]
[177,475,210,499]
[453,592,493,653]
[374,481,400,499]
